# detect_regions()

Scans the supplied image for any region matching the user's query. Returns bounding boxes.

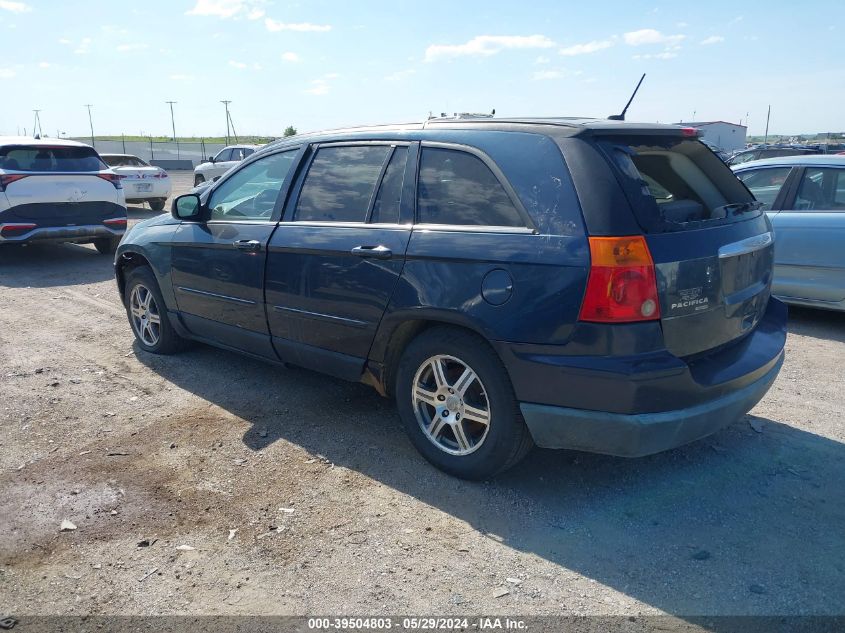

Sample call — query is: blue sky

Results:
[1,0,843,138]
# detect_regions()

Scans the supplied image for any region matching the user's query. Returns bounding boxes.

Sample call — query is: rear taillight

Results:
[153,171,169,179]
[1,223,37,237]
[97,173,124,189]
[579,236,661,323]
[0,174,28,192]
[103,218,127,228]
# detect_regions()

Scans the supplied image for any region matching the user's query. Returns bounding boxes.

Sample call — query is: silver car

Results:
[733,155,845,311]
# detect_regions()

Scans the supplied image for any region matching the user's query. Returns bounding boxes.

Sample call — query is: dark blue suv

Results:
[115,118,786,479]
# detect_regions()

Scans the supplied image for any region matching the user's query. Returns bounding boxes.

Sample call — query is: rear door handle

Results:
[351,245,393,259]
[233,239,261,252]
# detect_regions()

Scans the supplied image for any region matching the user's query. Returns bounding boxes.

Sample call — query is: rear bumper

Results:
[0,223,125,243]
[499,297,787,455]
[520,352,783,456]
[122,180,171,202]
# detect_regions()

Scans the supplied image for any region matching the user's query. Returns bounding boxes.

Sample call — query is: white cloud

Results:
[169,73,195,81]
[0,1,31,13]
[0,67,16,78]
[38,61,50,68]
[281,51,300,62]
[676,21,689,28]
[228,60,247,69]
[265,17,331,32]
[58,38,71,44]
[384,68,415,81]
[558,39,613,56]
[186,0,263,19]
[424,34,554,62]
[729,15,744,25]
[633,51,677,60]
[324,72,340,79]
[535,55,550,64]
[116,43,148,52]
[74,37,92,55]
[701,35,724,45]
[532,69,563,80]
[623,29,685,46]
[305,79,329,95]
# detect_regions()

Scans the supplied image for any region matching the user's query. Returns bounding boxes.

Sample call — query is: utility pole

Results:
[220,100,232,145]
[84,104,95,148]
[763,105,771,145]
[166,100,179,159]
[32,110,43,137]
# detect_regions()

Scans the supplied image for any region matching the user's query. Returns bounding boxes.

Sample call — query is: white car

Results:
[100,154,171,211]
[0,137,127,254]
[193,144,260,186]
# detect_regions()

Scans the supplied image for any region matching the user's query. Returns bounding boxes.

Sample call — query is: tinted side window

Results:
[736,167,792,210]
[208,150,298,221]
[214,149,232,162]
[295,145,391,222]
[792,167,845,210]
[242,148,255,158]
[417,148,523,226]
[370,147,407,224]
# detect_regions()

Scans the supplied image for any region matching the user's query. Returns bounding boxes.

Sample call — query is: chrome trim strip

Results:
[176,287,256,305]
[273,304,369,328]
[718,231,774,259]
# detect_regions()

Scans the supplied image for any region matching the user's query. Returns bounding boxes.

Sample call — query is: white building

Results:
[675,121,747,153]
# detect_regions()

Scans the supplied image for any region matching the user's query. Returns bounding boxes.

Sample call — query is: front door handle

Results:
[351,245,393,259]
[233,239,261,252]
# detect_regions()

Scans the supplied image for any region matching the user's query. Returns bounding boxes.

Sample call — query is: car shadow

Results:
[787,305,845,343]
[0,241,114,287]
[136,343,845,620]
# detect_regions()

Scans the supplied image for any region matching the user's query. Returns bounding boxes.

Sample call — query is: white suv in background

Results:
[0,137,127,254]
[193,144,260,186]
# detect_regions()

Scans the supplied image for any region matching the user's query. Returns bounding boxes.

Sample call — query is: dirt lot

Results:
[1,171,844,619]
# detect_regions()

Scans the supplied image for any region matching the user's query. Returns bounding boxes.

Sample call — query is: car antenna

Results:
[608,73,646,121]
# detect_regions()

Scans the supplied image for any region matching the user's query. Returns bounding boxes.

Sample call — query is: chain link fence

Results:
[69,138,270,168]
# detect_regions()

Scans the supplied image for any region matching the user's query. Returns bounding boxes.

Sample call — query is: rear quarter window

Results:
[598,136,759,233]
[0,145,106,172]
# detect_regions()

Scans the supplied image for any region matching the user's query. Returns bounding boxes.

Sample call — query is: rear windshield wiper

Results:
[716,201,764,217]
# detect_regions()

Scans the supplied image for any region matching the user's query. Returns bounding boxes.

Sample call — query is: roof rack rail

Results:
[427,109,496,121]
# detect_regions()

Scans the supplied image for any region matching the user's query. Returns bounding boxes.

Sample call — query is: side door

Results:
[769,166,845,303]
[734,165,795,212]
[170,148,302,358]
[265,142,415,380]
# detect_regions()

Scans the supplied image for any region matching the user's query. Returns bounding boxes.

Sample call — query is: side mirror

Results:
[205,156,214,163]
[172,194,204,221]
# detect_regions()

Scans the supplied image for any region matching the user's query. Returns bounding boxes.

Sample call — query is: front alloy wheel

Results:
[129,283,161,347]
[413,354,491,455]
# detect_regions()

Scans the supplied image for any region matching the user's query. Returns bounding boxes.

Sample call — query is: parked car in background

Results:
[727,146,821,167]
[101,153,171,211]
[0,137,126,253]
[116,118,785,479]
[734,155,845,311]
[193,144,260,186]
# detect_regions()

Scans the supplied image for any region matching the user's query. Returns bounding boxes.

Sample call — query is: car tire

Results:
[193,174,205,187]
[149,198,166,212]
[395,326,533,480]
[93,237,119,255]
[123,266,185,355]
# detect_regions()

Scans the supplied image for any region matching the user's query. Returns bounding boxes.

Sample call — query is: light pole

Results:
[32,109,43,137]
[221,100,232,145]
[84,104,95,148]
[166,100,179,159]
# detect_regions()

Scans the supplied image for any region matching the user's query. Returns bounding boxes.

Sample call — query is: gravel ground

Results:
[1,171,844,619]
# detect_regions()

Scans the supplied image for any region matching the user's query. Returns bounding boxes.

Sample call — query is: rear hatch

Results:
[595,132,773,358]
[1,144,123,226]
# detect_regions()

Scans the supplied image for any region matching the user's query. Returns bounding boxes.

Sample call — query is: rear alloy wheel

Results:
[93,237,119,255]
[123,266,185,355]
[149,198,166,212]
[193,174,205,187]
[395,327,533,479]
